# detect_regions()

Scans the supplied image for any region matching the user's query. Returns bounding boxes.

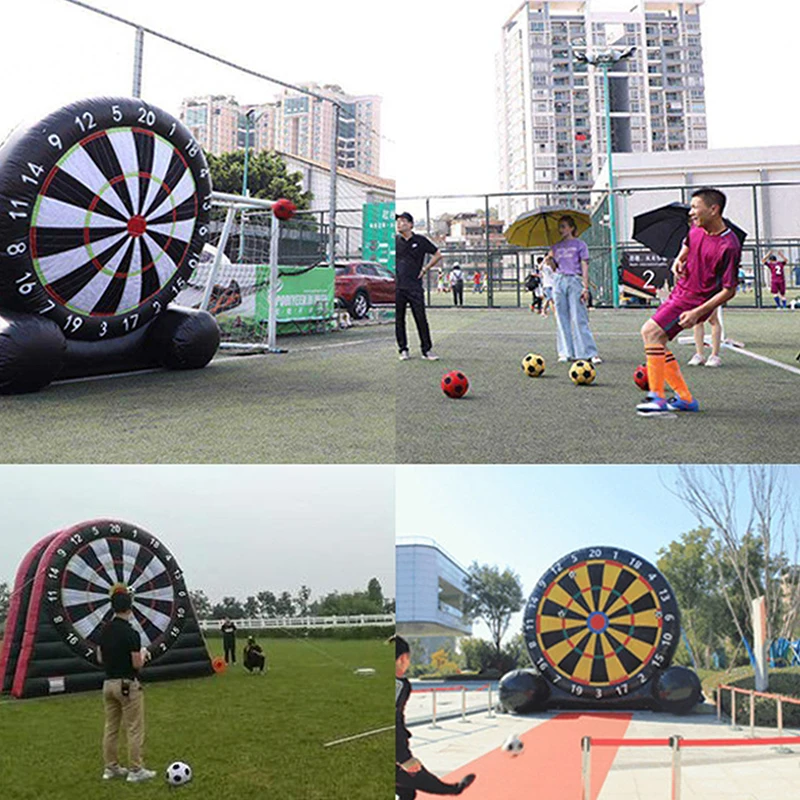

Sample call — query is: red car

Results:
[334,261,396,318]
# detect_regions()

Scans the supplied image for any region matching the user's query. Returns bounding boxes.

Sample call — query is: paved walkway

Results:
[405,702,800,799]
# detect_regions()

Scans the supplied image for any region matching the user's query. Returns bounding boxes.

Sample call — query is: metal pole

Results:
[749,691,755,738]
[487,685,495,718]
[430,691,439,729]
[425,197,432,307]
[732,689,737,729]
[201,205,237,312]
[328,103,339,267]
[267,211,280,352]
[670,736,682,800]
[752,185,763,308]
[485,194,492,308]
[602,63,620,309]
[132,27,144,97]
[460,687,468,723]
[580,736,591,800]
[716,687,721,722]
[239,112,253,262]
[778,697,783,737]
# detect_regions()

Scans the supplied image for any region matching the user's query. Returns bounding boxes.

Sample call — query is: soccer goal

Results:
[175,192,335,352]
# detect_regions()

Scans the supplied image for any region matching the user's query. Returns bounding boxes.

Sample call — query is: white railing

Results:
[198,614,394,631]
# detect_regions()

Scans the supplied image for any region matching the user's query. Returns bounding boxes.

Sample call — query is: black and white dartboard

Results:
[0,97,212,340]
[523,546,680,702]
[43,519,191,662]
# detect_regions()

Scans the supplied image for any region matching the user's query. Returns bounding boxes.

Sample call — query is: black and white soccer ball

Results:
[569,359,596,385]
[522,353,546,377]
[166,761,192,786]
[501,733,525,756]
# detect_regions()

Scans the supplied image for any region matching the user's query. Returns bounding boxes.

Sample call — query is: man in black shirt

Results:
[396,212,441,361]
[221,617,237,664]
[243,635,266,673]
[393,635,476,799]
[98,590,155,783]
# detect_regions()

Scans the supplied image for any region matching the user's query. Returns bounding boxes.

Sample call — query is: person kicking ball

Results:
[394,636,476,799]
[638,188,740,417]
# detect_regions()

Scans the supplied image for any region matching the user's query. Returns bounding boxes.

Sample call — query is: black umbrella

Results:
[632,202,748,260]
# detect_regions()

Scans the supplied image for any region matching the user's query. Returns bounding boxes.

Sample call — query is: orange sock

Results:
[645,344,666,398]
[665,350,693,402]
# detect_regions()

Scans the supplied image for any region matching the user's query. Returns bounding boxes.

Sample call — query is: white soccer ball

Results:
[165,761,192,786]
[501,734,524,757]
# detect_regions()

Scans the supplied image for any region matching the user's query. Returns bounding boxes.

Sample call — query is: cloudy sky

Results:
[0,466,395,604]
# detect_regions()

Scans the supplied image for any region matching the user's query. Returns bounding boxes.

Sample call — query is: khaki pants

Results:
[103,678,145,770]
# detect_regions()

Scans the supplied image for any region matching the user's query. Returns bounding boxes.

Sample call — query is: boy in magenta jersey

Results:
[763,250,788,309]
[637,188,741,416]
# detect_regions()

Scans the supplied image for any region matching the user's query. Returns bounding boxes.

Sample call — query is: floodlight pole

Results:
[601,61,620,309]
[132,27,144,97]
[328,104,339,265]
[239,109,256,261]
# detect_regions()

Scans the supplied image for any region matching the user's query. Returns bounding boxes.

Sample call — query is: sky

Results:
[392,0,800,201]
[0,0,398,177]
[396,465,800,642]
[0,466,395,604]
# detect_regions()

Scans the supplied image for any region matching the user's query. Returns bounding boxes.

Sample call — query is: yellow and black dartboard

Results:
[523,546,680,702]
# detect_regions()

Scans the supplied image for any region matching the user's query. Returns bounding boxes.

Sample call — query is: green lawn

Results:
[0,325,395,464]
[396,306,800,464]
[0,638,392,800]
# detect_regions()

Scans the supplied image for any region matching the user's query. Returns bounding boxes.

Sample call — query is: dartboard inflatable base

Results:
[0,96,217,391]
[522,546,699,713]
[0,519,214,698]
[0,310,66,393]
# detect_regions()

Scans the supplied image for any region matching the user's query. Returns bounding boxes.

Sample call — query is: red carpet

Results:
[435,712,632,800]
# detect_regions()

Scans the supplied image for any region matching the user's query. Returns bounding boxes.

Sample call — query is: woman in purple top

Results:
[545,216,601,363]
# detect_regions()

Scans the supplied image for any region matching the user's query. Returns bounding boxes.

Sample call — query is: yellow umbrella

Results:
[504,206,592,248]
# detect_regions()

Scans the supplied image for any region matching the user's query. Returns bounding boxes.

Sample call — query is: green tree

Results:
[463,562,524,662]
[275,590,295,617]
[0,581,9,623]
[296,585,312,617]
[257,590,277,617]
[311,591,383,616]
[206,150,312,207]
[189,589,212,619]
[367,578,384,608]
[211,596,245,619]
[244,596,260,618]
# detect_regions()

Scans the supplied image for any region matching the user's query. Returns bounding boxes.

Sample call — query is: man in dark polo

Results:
[396,212,442,361]
[221,617,237,664]
[97,590,155,783]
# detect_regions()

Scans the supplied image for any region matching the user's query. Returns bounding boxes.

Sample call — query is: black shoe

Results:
[456,774,476,794]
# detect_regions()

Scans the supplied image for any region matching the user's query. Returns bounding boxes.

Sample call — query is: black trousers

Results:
[396,286,432,354]
[452,283,464,306]
[244,653,265,672]
[223,640,236,663]
[530,291,542,311]
[396,765,462,798]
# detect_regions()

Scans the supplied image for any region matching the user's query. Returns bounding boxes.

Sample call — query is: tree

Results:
[383,598,396,614]
[295,585,312,617]
[211,597,245,619]
[311,591,383,616]
[189,589,212,619]
[257,590,277,617]
[463,562,524,661]
[206,150,312,207]
[275,590,295,618]
[671,465,800,655]
[244,596,260,618]
[0,581,9,623]
[367,578,384,608]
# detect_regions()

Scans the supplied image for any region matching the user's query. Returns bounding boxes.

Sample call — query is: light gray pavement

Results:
[406,700,800,800]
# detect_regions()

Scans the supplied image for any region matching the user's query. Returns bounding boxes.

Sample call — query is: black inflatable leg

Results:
[145,306,221,370]
[0,311,66,394]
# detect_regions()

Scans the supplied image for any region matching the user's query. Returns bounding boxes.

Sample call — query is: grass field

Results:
[0,638,392,800]
[396,306,800,463]
[0,324,395,464]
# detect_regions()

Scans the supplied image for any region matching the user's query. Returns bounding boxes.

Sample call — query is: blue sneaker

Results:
[636,393,674,417]
[666,395,700,412]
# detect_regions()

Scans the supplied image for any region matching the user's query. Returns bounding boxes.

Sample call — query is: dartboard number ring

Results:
[0,97,212,340]
[523,546,679,700]
[43,520,190,663]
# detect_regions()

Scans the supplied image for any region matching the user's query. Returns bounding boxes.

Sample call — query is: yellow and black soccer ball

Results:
[569,360,596,385]
[522,353,546,377]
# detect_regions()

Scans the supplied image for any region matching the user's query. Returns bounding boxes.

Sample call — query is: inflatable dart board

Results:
[522,546,680,710]
[0,96,211,341]
[1,519,213,698]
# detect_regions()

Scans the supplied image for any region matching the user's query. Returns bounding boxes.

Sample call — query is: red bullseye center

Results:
[588,612,608,632]
[127,215,147,237]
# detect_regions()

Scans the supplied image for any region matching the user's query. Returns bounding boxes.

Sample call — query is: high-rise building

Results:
[496,0,707,222]
[180,85,382,176]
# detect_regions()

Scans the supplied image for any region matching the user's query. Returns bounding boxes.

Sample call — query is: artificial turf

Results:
[0,325,395,464]
[0,638,392,800]
[396,306,800,464]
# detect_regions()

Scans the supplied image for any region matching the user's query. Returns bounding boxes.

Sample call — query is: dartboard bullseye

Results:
[0,97,212,340]
[523,546,679,702]
[43,520,191,662]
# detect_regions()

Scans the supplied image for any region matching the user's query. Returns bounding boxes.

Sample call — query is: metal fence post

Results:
[716,687,721,722]
[670,736,682,800]
[581,736,592,800]
[487,685,495,718]
[778,697,783,738]
[460,687,468,723]
[749,691,755,738]
[752,184,763,308]
[430,690,439,729]
[731,689,740,730]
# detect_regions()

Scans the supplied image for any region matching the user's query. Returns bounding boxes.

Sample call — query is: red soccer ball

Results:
[633,363,649,391]
[272,198,297,221]
[441,371,469,399]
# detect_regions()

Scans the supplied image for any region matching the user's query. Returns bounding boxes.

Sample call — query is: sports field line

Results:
[446,331,641,337]
[722,343,800,376]
[51,337,386,386]
[323,725,394,748]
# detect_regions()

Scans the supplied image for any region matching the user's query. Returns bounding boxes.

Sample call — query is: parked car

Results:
[334,261,395,318]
